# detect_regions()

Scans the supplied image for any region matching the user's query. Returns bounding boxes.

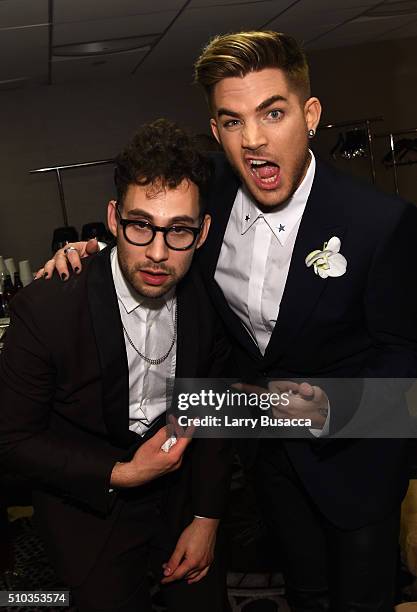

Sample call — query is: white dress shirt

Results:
[111,249,208,516]
[215,152,329,435]
[111,247,176,436]
[215,152,315,355]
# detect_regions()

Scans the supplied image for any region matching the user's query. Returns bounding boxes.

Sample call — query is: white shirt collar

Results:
[110,247,175,315]
[240,150,316,245]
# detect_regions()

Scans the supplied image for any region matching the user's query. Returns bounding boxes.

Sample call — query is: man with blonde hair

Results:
[40,31,417,611]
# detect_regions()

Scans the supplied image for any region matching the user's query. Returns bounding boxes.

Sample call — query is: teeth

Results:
[251,169,278,183]
[250,159,268,166]
[249,168,278,183]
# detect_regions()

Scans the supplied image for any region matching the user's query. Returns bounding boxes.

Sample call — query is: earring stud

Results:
[308,129,316,139]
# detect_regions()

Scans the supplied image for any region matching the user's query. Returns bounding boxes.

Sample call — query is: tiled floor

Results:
[0,517,290,611]
[2,515,415,611]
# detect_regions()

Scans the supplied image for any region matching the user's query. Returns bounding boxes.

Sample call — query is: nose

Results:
[145,231,169,263]
[241,119,267,151]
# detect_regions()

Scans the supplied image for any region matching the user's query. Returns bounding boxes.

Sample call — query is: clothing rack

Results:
[318,116,383,185]
[29,158,115,226]
[375,127,417,196]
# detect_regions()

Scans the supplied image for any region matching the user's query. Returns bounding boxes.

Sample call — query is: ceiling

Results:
[1,0,417,89]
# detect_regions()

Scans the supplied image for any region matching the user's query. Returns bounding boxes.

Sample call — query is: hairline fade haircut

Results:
[114,118,211,215]
[193,30,311,111]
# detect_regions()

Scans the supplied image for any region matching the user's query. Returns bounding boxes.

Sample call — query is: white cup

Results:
[19,260,33,287]
[4,258,16,281]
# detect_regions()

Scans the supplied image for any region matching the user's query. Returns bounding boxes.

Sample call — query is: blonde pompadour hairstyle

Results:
[194,30,311,109]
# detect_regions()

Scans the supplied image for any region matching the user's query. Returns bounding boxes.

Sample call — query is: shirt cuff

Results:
[309,400,330,438]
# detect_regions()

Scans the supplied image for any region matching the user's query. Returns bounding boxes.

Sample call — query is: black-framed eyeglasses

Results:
[116,207,203,251]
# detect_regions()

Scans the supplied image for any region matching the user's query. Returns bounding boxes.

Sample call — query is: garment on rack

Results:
[382,137,417,167]
[330,129,368,160]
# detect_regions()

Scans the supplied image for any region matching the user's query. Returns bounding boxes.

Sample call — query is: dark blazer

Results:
[197,152,417,529]
[0,247,233,585]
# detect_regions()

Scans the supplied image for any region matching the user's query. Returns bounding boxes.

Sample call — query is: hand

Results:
[34,239,99,280]
[161,517,219,585]
[110,420,194,488]
[234,380,328,429]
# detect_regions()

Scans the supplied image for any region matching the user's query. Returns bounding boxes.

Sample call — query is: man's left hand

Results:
[234,380,329,429]
[161,517,219,585]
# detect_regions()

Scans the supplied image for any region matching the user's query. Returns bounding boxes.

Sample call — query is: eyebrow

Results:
[217,108,240,119]
[256,95,287,112]
[169,215,197,224]
[127,209,197,225]
[217,94,288,118]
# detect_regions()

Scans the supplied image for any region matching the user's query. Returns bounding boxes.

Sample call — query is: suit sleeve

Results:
[0,293,124,515]
[364,202,417,377]
[328,202,417,438]
[191,316,234,518]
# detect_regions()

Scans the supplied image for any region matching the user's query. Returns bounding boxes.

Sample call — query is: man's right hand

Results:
[35,239,99,280]
[110,426,192,489]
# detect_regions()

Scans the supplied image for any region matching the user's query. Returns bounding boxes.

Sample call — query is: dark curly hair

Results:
[114,119,211,214]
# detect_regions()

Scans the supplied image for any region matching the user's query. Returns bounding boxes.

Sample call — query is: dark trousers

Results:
[71,489,228,612]
[0,503,13,573]
[255,441,400,612]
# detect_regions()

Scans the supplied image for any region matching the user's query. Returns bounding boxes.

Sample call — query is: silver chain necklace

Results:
[122,302,177,365]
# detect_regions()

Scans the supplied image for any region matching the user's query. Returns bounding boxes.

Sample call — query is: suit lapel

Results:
[263,160,346,365]
[198,157,262,361]
[175,274,201,378]
[87,248,135,447]
[200,156,240,278]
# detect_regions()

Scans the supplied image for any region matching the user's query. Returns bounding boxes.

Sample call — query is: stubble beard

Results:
[230,146,311,212]
[118,255,178,299]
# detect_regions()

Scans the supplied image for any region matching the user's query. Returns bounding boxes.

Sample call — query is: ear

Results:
[304,97,322,133]
[210,118,221,146]
[107,200,118,238]
[196,214,211,250]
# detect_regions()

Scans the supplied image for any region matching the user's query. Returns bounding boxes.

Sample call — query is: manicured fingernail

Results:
[74,267,79,273]
[61,273,67,280]
[164,567,171,575]
[43,272,48,279]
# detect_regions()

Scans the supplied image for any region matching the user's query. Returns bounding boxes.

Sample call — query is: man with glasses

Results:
[0,119,232,612]
[41,31,417,610]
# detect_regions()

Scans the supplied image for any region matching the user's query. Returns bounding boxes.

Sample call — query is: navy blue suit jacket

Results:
[197,153,417,529]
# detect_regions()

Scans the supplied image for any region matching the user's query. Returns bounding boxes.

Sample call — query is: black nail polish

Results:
[43,272,48,278]
[74,267,79,273]
[61,273,67,280]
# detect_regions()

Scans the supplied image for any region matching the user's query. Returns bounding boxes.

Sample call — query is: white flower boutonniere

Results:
[305,236,347,279]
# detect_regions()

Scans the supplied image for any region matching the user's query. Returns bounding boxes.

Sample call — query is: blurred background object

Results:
[51,226,79,255]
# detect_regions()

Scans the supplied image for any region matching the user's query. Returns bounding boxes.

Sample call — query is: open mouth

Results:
[246,158,281,190]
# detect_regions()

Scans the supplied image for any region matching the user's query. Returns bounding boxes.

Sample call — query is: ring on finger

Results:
[64,246,77,255]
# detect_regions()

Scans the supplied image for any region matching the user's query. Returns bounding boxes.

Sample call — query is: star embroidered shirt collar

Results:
[111,247,175,314]
[241,150,316,245]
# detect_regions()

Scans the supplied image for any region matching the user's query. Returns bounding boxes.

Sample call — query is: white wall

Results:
[309,36,417,203]
[0,71,209,269]
[1,35,417,271]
